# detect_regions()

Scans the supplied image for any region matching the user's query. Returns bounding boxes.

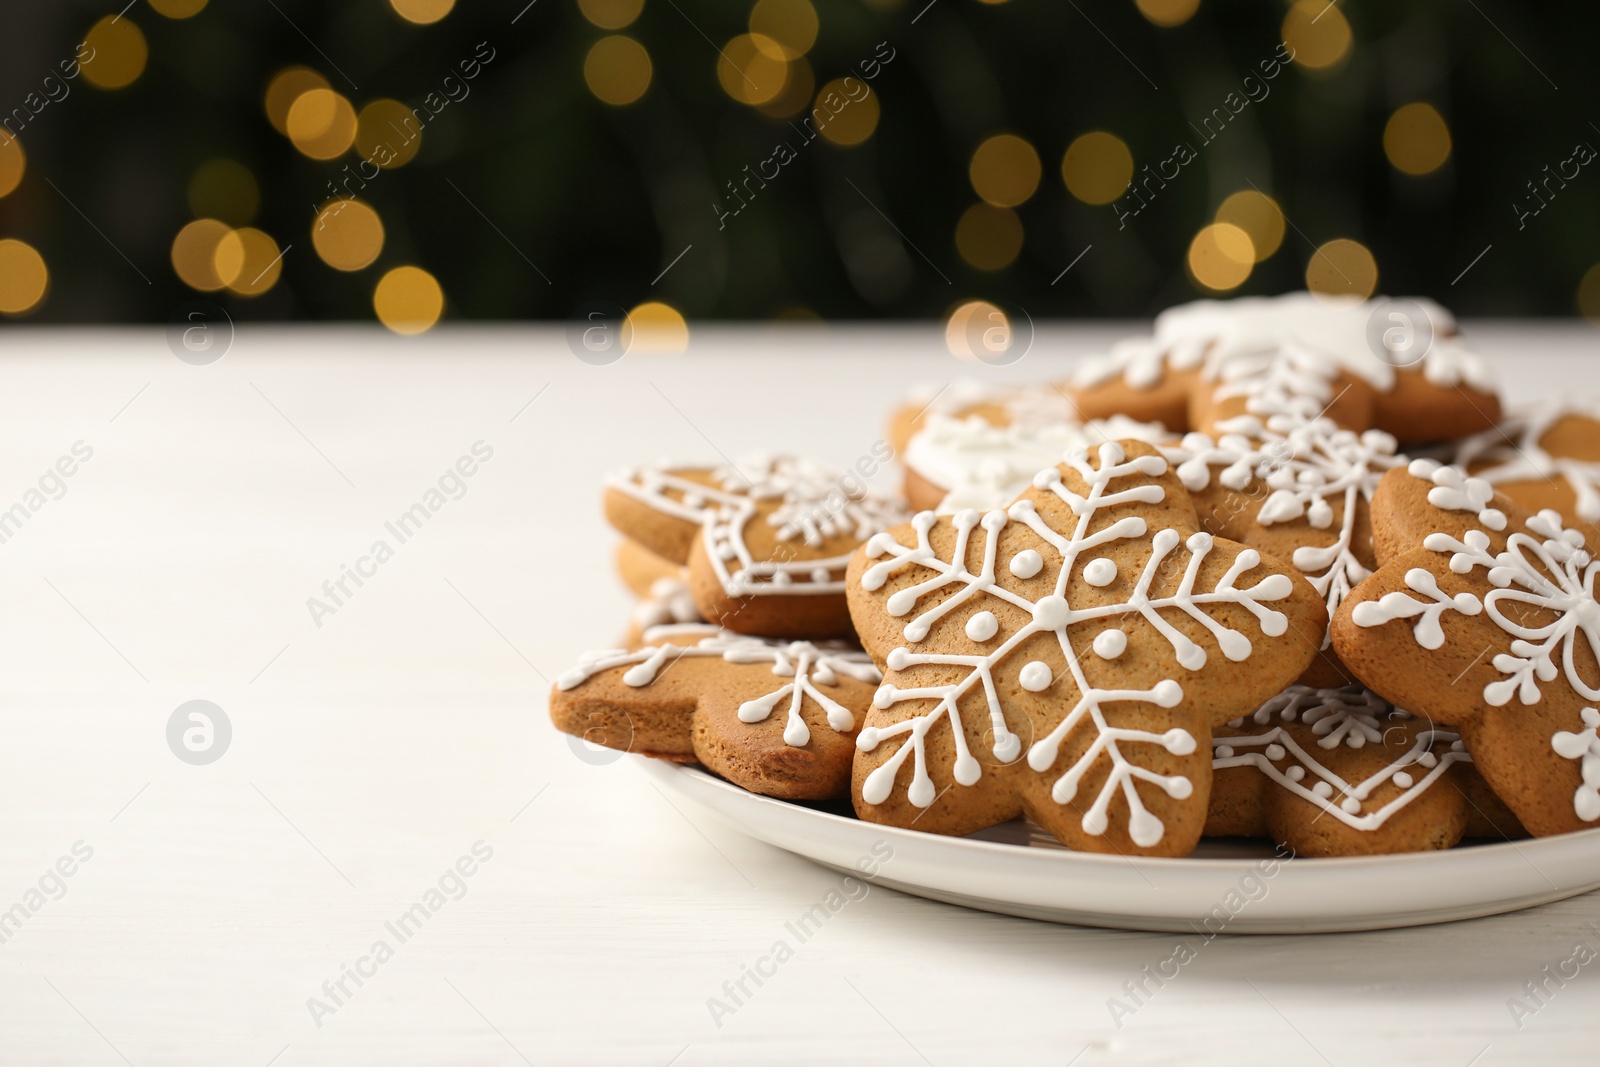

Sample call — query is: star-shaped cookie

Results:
[845,439,1328,857]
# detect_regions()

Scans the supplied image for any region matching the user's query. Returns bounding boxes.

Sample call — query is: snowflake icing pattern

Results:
[855,441,1299,847]
[1163,414,1407,629]
[557,624,882,746]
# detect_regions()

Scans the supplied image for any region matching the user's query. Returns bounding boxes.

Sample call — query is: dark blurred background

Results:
[0,0,1595,331]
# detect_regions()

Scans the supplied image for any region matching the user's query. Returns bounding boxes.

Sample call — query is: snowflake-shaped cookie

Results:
[1332,458,1600,836]
[550,623,882,799]
[845,439,1327,856]
[1207,685,1482,855]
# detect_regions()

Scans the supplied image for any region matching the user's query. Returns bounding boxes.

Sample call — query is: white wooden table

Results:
[0,323,1595,1066]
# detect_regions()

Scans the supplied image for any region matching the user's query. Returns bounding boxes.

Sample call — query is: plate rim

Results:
[643,758,1600,874]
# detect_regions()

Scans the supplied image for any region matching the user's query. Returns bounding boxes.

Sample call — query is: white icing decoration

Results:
[855,441,1296,846]
[1092,628,1127,660]
[1009,549,1044,579]
[1551,707,1600,822]
[965,611,999,642]
[1082,558,1118,587]
[1213,686,1471,832]
[1018,661,1054,691]
[1161,415,1406,643]
[1408,459,1507,531]
[556,624,880,748]
[607,455,906,599]
[1074,292,1495,398]
[630,576,702,632]
[904,412,1170,514]
[1455,400,1600,522]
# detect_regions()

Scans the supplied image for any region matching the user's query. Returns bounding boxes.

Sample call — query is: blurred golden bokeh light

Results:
[214,227,284,297]
[188,159,260,226]
[313,200,385,272]
[1214,190,1284,262]
[970,134,1041,208]
[1139,0,1203,27]
[0,135,24,200]
[149,0,209,17]
[718,35,789,106]
[81,16,148,90]
[1283,0,1351,73]
[0,239,48,315]
[1136,0,1200,27]
[623,302,690,353]
[585,35,654,106]
[171,219,233,292]
[375,266,444,334]
[1306,238,1378,299]
[357,99,423,168]
[1062,132,1133,205]
[814,79,879,146]
[287,89,358,160]
[956,204,1024,271]
[265,68,330,135]
[1187,223,1255,292]
[1384,102,1452,176]
[750,0,819,59]
[579,0,645,30]
[757,56,814,119]
[945,300,1010,359]
[1579,265,1600,324]
[389,0,456,25]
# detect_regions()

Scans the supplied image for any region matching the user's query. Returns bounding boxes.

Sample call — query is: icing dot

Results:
[1340,797,1361,814]
[1082,557,1118,587]
[1032,595,1070,629]
[1265,743,1286,761]
[1092,628,1127,660]
[1393,771,1414,788]
[1285,766,1306,783]
[965,611,999,642]
[771,571,792,586]
[1009,550,1043,579]
[1215,745,1235,759]
[1312,781,1334,798]
[1450,740,1465,752]
[1018,660,1054,692]
[1418,752,1438,768]
[810,567,832,584]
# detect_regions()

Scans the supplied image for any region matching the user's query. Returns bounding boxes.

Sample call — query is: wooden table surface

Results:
[0,323,1595,1066]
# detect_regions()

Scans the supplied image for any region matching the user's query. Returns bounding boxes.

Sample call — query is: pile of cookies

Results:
[551,292,1600,860]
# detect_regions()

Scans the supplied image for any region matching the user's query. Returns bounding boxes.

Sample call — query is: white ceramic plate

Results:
[640,759,1600,934]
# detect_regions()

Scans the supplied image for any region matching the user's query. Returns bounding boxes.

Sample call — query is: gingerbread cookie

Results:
[1071,293,1501,444]
[1206,685,1483,856]
[902,412,1169,513]
[1067,336,1207,430]
[845,439,1328,857]
[605,455,908,639]
[624,576,703,645]
[886,380,1082,456]
[1455,400,1600,541]
[551,623,881,799]
[1331,459,1600,837]
[1162,414,1408,686]
[616,538,683,598]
